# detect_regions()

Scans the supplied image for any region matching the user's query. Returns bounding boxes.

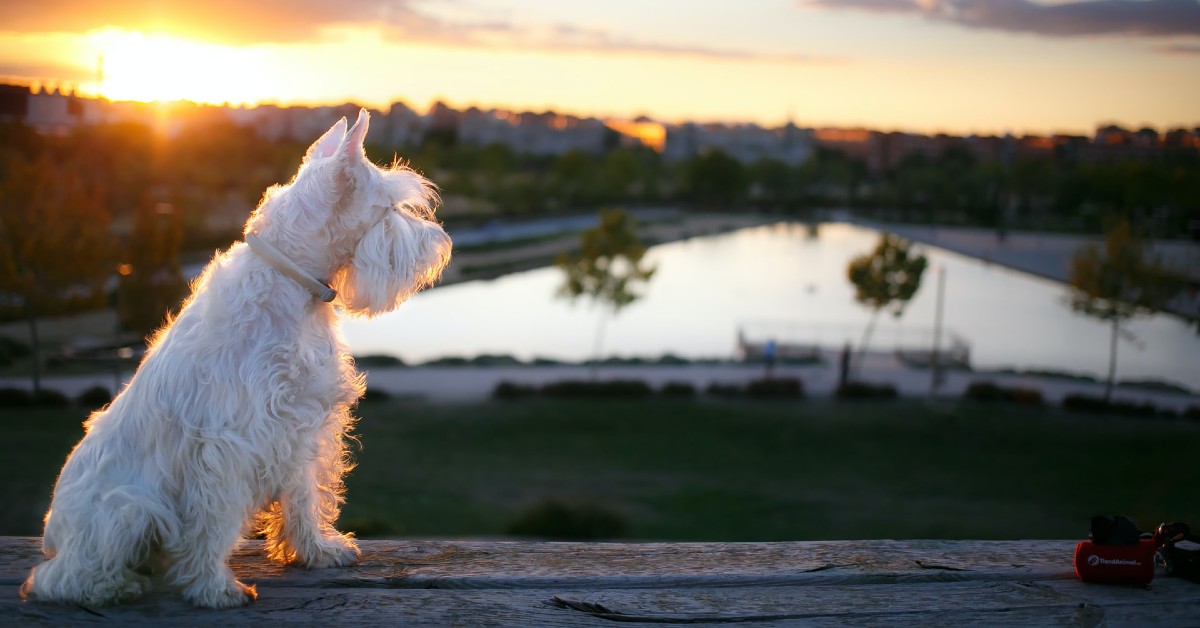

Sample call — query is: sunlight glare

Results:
[86,28,273,105]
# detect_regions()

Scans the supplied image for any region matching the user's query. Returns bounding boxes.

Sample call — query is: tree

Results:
[684,150,747,208]
[0,153,113,393]
[846,233,928,378]
[556,209,656,372]
[1068,218,1186,402]
[117,195,187,337]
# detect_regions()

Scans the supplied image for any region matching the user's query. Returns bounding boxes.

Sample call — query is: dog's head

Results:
[246,109,452,318]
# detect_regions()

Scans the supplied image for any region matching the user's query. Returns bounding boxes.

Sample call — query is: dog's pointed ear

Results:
[304,117,347,163]
[341,109,370,161]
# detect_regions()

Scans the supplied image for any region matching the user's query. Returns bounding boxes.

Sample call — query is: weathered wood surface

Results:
[3,537,1198,626]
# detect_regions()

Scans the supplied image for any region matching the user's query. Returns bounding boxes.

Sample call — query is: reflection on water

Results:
[341,222,1199,390]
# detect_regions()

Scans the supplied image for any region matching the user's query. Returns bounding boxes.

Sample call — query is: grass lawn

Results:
[4,398,1198,541]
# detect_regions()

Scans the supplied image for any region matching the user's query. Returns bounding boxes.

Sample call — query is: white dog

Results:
[21,110,451,608]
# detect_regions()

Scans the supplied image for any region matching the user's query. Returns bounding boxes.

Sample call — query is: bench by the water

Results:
[4,537,1198,625]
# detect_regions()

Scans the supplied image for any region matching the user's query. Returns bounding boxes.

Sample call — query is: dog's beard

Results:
[330,212,451,318]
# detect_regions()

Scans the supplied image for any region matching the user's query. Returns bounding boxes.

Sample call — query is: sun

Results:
[84,28,274,105]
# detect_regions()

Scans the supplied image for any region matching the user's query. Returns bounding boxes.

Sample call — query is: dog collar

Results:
[245,234,337,303]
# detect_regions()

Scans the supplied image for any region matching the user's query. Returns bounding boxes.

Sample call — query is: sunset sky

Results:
[1,0,1198,135]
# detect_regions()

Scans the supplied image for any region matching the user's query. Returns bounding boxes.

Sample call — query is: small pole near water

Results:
[930,265,946,398]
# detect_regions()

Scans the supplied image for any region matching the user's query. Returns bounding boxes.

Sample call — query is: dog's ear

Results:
[340,109,370,162]
[304,117,347,163]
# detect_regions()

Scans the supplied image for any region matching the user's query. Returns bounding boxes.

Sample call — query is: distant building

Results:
[0,81,1196,167]
[663,121,813,164]
[26,85,82,135]
[456,108,614,155]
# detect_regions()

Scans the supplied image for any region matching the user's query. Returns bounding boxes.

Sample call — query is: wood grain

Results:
[4,537,1198,626]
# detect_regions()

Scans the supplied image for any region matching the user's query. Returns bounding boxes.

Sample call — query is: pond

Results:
[341,221,1200,391]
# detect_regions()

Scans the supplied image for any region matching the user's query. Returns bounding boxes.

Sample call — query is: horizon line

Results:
[7,77,1200,141]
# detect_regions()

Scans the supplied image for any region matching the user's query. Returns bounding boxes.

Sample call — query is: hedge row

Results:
[1060,393,1184,418]
[962,381,1197,419]
[963,381,1044,405]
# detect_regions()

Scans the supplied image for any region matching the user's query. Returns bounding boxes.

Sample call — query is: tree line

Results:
[3,120,1198,246]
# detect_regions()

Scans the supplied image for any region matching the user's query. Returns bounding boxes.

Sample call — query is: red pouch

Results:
[1074,539,1156,586]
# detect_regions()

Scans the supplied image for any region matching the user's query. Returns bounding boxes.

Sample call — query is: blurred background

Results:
[1,0,1198,542]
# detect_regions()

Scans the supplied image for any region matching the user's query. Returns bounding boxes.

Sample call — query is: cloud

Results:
[808,0,925,12]
[391,18,836,63]
[0,0,836,66]
[0,0,399,44]
[1158,41,1200,53]
[0,61,93,83]
[806,0,1200,38]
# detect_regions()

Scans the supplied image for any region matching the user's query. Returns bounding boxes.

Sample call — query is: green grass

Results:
[5,399,1198,541]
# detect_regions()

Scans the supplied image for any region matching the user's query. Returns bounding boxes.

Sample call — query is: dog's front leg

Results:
[271,463,360,569]
[163,454,258,608]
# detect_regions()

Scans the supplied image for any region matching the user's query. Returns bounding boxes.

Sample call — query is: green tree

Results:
[117,195,187,337]
[556,209,657,371]
[748,157,799,209]
[846,233,928,378]
[684,150,747,208]
[0,153,113,393]
[1068,218,1186,402]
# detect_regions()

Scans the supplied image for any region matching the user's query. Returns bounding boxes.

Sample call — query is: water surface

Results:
[342,222,1199,390]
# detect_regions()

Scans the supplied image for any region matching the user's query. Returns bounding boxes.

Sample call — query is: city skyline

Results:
[1,0,1199,136]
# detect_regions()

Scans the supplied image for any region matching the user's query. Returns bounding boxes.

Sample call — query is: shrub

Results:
[470,354,523,366]
[493,381,538,400]
[32,389,70,407]
[540,380,653,399]
[963,380,1043,405]
[1008,387,1044,406]
[836,381,898,400]
[746,377,804,399]
[506,499,628,540]
[421,356,470,366]
[705,382,744,398]
[0,387,32,407]
[1183,406,1200,420]
[76,386,113,409]
[659,381,697,397]
[963,381,1006,402]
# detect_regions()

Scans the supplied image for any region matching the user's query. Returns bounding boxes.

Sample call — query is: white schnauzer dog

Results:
[21,110,451,608]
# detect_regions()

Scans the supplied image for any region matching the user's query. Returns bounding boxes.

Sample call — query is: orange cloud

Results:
[0,0,836,64]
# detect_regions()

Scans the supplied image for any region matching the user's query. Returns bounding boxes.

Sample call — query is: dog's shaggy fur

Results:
[21,110,451,608]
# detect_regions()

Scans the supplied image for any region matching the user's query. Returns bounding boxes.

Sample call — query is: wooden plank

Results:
[9,581,1200,627]
[552,579,1200,625]
[5,537,1199,626]
[2,538,1077,588]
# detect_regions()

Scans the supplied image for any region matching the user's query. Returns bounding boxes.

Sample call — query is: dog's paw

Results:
[296,537,360,569]
[112,571,151,603]
[184,578,257,609]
